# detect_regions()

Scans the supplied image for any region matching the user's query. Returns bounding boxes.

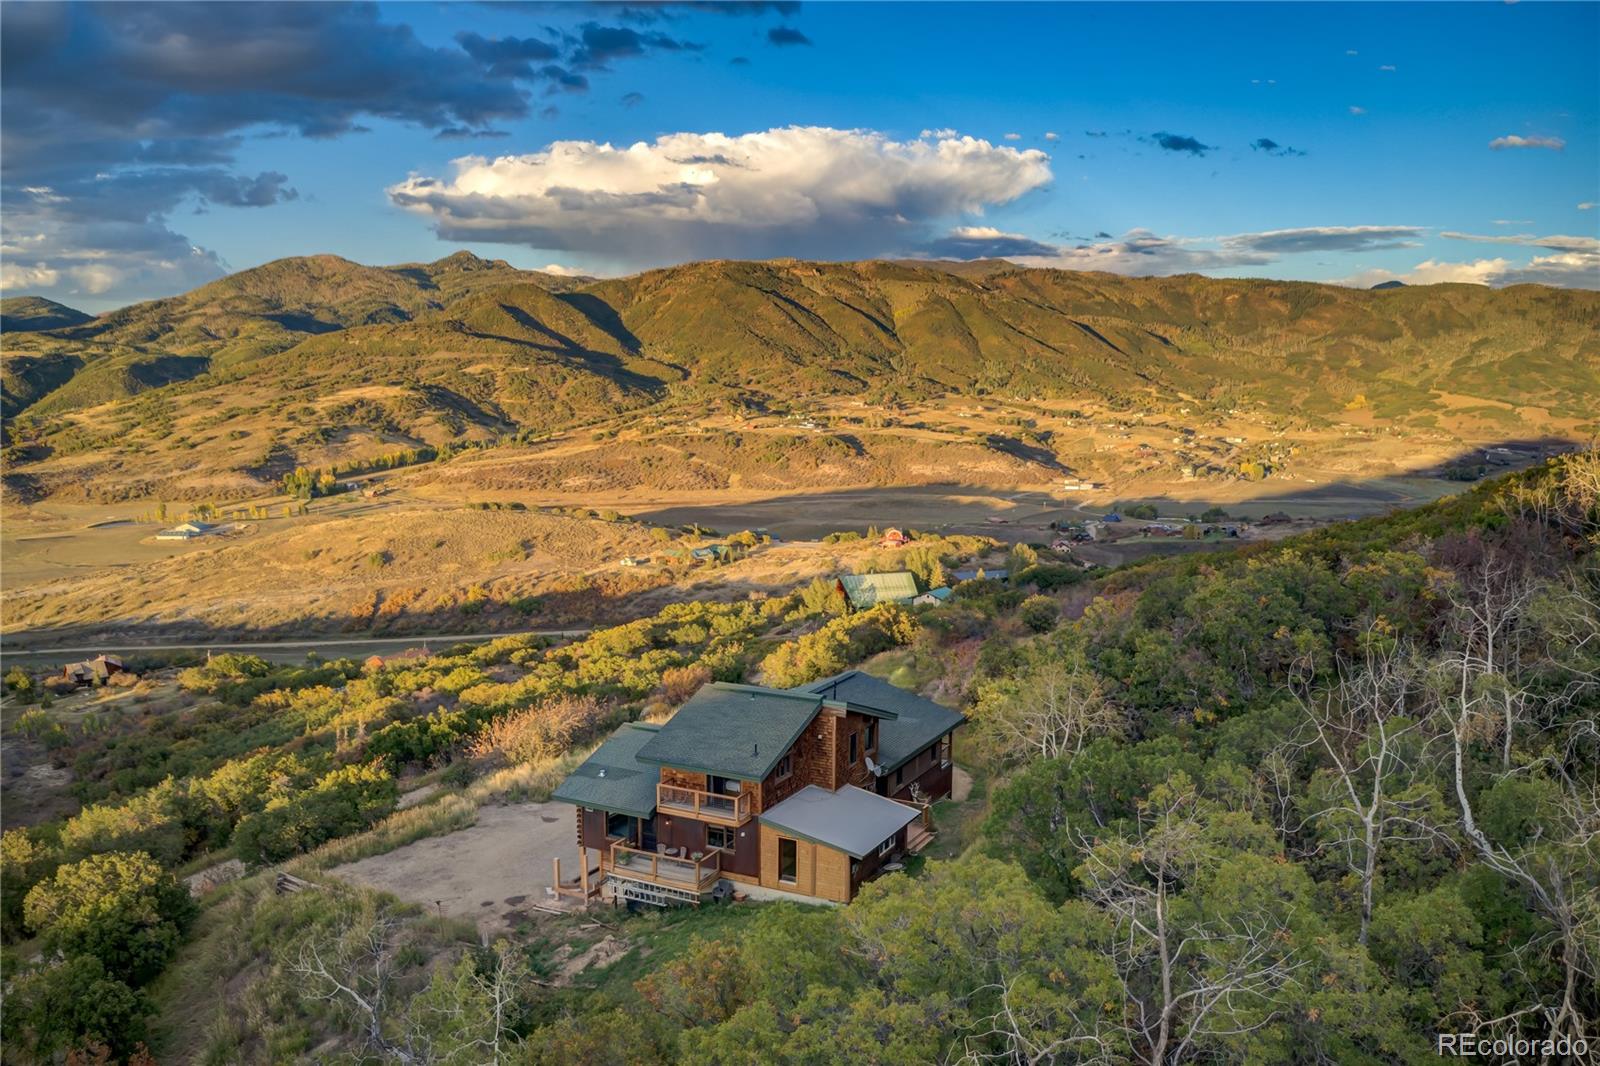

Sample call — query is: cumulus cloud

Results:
[1489,134,1566,150]
[1340,253,1599,289]
[1043,131,1060,141]
[0,3,719,307]
[389,126,1052,263]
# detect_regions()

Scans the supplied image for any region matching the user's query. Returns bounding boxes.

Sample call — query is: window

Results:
[777,837,798,882]
[605,812,632,839]
[895,767,904,787]
[709,774,741,795]
[865,721,877,752]
[706,826,734,851]
[849,732,859,764]
[878,835,896,857]
[775,754,793,781]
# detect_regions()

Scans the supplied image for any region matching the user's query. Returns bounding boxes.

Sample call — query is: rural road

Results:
[0,629,591,666]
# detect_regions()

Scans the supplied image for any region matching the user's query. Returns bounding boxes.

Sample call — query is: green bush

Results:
[22,851,196,986]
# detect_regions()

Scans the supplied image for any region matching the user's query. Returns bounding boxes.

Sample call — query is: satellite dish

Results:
[866,755,884,777]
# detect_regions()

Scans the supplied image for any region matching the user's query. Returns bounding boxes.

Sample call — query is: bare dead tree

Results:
[975,656,1125,763]
[1294,638,1448,946]
[1074,784,1308,1065]
[292,909,414,1063]
[1431,557,1600,1051]
[957,975,1120,1066]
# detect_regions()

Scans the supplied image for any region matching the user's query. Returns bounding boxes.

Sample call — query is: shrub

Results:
[22,851,196,986]
[1020,595,1060,633]
[467,695,610,765]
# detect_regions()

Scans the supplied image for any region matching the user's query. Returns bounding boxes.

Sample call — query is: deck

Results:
[600,840,722,903]
[656,783,753,826]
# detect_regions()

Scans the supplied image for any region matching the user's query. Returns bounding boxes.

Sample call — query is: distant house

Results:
[878,527,910,549]
[690,544,731,562]
[364,647,431,671]
[1260,512,1293,525]
[913,587,953,606]
[619,556,650,567]
[952,568,1008,584]
[156,521,215,540]
[553,672,963,905]
[836,572,920,610]
[61,654,127,686]
[1102,513,1123,523]
[1050,538,1075,552]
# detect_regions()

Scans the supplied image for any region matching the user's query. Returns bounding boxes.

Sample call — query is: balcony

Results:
[657,783,753,826]
[602,841,722,897]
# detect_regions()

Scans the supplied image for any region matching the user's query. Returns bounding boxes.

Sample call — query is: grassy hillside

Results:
[2,256,1595,502]
[0,296,93,334]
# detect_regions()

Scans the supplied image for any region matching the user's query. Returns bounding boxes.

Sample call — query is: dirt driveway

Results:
[327,801,576,935]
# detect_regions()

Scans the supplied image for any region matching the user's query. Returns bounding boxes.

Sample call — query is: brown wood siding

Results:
[757,823,852,903]
[880,734,955,800]
[660,768,707,791]
[654,813,761,879]
[577,807,607,851]
[834,710,878,791]
[848,825,904,895]
[886,754,953,803]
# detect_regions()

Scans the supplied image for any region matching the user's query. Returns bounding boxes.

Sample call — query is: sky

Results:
[2,1,1596,312]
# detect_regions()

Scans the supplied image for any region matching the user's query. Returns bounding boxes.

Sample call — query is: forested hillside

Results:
[1,456,1594,1063]
[4,256,1596,502]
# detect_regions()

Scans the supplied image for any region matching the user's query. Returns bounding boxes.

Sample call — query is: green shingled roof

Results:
[551,722,663,817]
[634,683,831,780]
[798,671,964,774]
[838,571,919,608]
[634,681,895,780]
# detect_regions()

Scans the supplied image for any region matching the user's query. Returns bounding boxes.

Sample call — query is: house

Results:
[619,556,650,567]
[951,568,1008,584]
[836,571,920,610]
[690,544,731,562]
[156,521,215,540]
[363,647,431,671]
[61,654,127,686]
[553,675,963,906]
[912,587,952,606]
[878,527,910,548]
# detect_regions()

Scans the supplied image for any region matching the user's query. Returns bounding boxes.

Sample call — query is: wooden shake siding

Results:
[834,710,878,791]
[758,823,851,903]
[660,767,707,791]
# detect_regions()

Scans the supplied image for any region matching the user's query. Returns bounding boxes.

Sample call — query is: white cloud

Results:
[1220,225,1423,254]
[1348,106,1367,116]
[1440,231,1600,253]
[1338,250,1600,290]
[1378,64,1396,71]
[1345,49,1358,55]
[0,262,61,290]
[1488,134,1566,150]
[1578,202,1596,211]
[1492,219,1534,225]
[1043,131,1060,141]
[388,126,1053,263]
[1003,132,1022,141]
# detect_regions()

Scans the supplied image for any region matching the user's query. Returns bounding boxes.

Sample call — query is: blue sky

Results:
[2,1,1595,311]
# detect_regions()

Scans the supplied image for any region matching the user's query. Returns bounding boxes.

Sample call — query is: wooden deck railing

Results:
[656,783,753,824]
[603,841,722,892]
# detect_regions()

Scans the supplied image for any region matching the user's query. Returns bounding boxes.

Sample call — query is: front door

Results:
[640,816,658,852]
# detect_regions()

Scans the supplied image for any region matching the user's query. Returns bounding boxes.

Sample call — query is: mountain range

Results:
[2,252,1596,502]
